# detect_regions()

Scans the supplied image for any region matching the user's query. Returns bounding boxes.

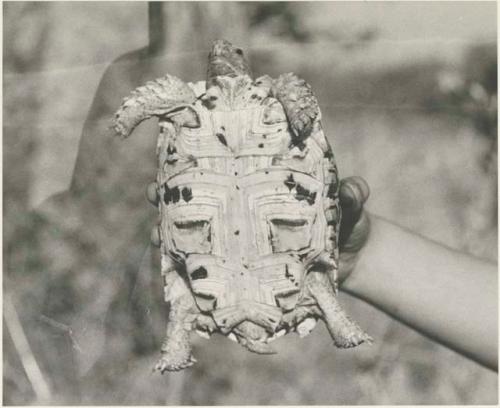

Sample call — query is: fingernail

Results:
[349,176,370,201]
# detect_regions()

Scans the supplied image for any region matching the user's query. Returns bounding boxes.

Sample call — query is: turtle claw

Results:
[329,321,373,349]
[154,353,197,373]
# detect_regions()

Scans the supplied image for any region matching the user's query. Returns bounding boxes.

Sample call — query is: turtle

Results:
[112,39,372,373]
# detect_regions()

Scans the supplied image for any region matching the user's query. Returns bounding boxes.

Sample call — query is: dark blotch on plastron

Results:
[295,183,310,196]
[234,230,240,236]
[284,174,296,191]
[171,186,180,203]
[306,192,317,205]
[294,183,316,205]
[191,267,208,280]
[258,143,264,148]
[181,187,193,202]
[163,183,171,204]
[290,139,307,151]
[297,141,307,151]
[216,133,228,147]
[324,147,334,159]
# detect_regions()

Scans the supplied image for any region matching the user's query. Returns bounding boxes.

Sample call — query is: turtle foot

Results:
[328,318,373,349]
[154,352,197,373]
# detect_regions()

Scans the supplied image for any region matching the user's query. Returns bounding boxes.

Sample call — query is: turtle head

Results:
[207,39,252,84]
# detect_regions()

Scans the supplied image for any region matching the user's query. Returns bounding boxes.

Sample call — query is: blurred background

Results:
[3,1,497,405]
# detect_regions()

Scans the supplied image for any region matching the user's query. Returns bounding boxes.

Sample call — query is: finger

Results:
[339,176,370,215]
[338,177,370,249]
[146,182,160,206]
[340,211,371,253]
[151,224,161,247]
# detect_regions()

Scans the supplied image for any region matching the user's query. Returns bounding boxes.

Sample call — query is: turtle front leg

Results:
[155,293,197,373]
[269,73,320,141]
[306,271,373,348]
[112,74,198,139]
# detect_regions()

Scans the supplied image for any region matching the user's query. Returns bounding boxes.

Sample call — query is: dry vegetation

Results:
[3,2,497,405]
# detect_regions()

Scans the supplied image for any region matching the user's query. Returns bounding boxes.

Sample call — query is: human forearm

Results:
[341,214,498,371]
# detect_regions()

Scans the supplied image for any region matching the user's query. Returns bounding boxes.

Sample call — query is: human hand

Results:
[145,176,371,283]
[337,176,371,284]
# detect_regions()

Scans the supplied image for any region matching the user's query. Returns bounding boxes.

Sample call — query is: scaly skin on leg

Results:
[155,293,197,373]
[306,271,373,348]
[271,73,320,140]
[112,74,197,139]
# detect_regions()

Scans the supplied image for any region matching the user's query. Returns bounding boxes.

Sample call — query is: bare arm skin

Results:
[342,214,498,371]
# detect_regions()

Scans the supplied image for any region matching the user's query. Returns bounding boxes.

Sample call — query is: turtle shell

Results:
[157,75,341,345]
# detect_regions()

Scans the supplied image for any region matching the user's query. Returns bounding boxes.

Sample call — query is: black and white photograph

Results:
[3,1,498,405]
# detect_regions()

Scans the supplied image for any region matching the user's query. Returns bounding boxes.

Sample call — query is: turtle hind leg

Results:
[324,303,373,349]
[307,272,373,348]
[155,294,197,373]
[155,335,196,373]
